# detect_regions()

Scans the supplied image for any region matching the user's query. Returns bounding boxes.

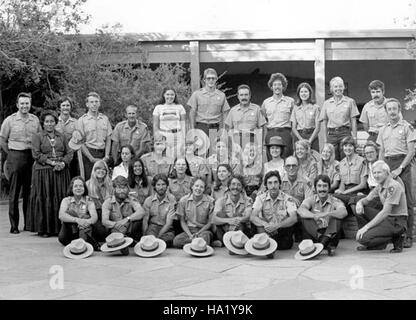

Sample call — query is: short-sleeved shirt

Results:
[298,156,318,183]
[319,96,359,128]
[377,120,416,157]
[253,191,297,224]
[213,193,253,219]
[224,103,266,131]
[187,88,230,124]
[60,196,93,220]
[280,174,314,206]
[168,175,193,201]
[111,120,151,155]
[76,112,112,150]
[143,193,177,226]
[367,176,408,216]
[102,196,144,223]
[261,95,294,129]
[291,103,321,130]
[186,155,210,178]
[242,162,263,187]
[153,104,186,131]
[129,178,153,206]
[263,159,285,181]
[211,185,229,201]
[318,160,340,185]
[359,99,388,133]
[55,116,77,141]
[300,194,347,228]
[0,112,41,150]
[177,193,214,227]
[339,153,367,186]
[140,152,173,177]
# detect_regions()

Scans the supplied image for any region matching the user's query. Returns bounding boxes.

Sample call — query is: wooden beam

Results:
[190,41,200,92]
[314,39,325,150]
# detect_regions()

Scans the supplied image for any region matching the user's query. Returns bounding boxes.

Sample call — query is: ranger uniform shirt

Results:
[252,191,297,225]
[261,95,294,129]
[319,95,359,128]
[177,193,215,228]
[359,99,388,133]
[339,153,367,186]
[0,112,41,150]
[225,103,266,131]
[377,120,416,157]
[76,112,112,150]
[111,120,151,155]
[187,87,230,124]
[280,174,314,206]
[291,103,321,130]
[143,193,177,226]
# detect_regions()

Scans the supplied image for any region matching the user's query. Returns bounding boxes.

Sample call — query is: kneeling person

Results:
[298,174,347,256]
[250,171,297,250]
[355,160,408,253]
[102,176,145,242]
[173,178,215,248]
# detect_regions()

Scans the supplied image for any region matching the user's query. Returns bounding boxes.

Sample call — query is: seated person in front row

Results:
[298,174,347,256]
[58,176,100,251]
[142,174,177,247]
[173,178,215,248]
[212,175,253,245]
[250,171,298,250]
[101,176,145,242]
[355,160,408,253]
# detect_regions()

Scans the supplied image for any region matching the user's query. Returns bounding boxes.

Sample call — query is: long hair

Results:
[168,157,192,179]
[294,139,312,161]
[128,157,148,189]
[87,160,113,200]
[295,82,315,106]
[67,176,88,197]
[213,163,232,191]
[158,87,179,105]
[116,144,135,166]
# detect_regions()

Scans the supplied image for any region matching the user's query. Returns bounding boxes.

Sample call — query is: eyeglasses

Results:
[205,77,217,81]
[285,164,298,168]
[364,151,376,155]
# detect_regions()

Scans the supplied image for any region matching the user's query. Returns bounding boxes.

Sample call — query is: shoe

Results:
[357,243,387,251]
[403,237,413,249]
[390,233,406,253]
[41,233,50,238]
[120,247,130,256]
[327,247,336,256]
[228,250,236,255]
[266,253,274,259]
[130,240,138,248]
[10,228,19,234]
[212,240,223,248]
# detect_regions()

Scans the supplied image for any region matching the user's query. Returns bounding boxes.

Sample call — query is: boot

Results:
[390,233,406,253]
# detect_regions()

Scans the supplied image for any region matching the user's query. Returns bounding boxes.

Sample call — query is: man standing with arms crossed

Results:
[377,98,415,248]
[76,92,112,180]
[0,92,41,233]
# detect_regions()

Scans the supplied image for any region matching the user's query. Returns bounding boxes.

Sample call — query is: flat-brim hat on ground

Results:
[223,230,249,255]
[100,232,133,252]
[186,129,210,156]
[183,237,214,257]
[63,238,94,259]
[244,233,277,256]
[134,235,166,257]
[265,136,286,147]
[68,130,85,151]
[294,239,324,260]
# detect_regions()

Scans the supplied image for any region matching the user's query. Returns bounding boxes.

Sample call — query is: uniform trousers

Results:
[145,223,175,247]
[195,122,219,158]
[58,222,99,249]
[301,217,342,249]
[295,128,319,152]
[327,126,351,161]
[256,226,294,250]
[173,226,213,248]
[82,148,105,181]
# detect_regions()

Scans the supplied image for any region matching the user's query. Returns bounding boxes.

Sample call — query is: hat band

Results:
[253,241,271,250]
[141,243,160,252]
[191,246,207,253]
[230,238,245,249]
[70,247,88,255]
[108,239,126,248]
[300,246,317,256]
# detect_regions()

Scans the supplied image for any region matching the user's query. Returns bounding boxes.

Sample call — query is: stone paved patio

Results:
[1,203,416,300]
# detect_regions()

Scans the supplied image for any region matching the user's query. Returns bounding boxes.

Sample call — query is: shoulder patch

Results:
[388,186,395,195]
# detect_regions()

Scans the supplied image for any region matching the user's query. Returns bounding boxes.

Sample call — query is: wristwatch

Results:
[127,216,131,222]
[399,165,404,171]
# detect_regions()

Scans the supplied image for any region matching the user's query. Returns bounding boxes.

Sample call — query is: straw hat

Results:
[294,239,324,260]
[244,233,277,256]
[68,130,85,151]
[63,238,94,259]
[183,237,214,257]
[223,230,249,255]
[100,232,133,252]
[134,235,166,257]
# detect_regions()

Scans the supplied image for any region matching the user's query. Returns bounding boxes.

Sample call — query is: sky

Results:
[79,0,415,34]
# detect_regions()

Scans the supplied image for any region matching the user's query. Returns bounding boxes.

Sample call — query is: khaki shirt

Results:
[168,175,194,201]
[280,174,314,206]
[140,152,173,178]
[55,116,77,141]
[60,196,94,220]
[261,95,294,129]
[143,193,177,226]
[225,103,266,131]
[186,155,210,178]
[319,96,359,128]
[253,191,297,224]
[213,193,253,219]
[111,120,151,155]
[377,120,416,157]
[367,176,408,216]
[177,193,214,227]
[211,185,229,201]
[339,154,367,185]
[298,157,318,184]
[187,88,230,124]
[102,196,144,224]
[291,103,321,130]
[0,112,41,150]
[76,112,112,150]
[300,194,347,228]
[318,160,341,185]
[359,99,388,133]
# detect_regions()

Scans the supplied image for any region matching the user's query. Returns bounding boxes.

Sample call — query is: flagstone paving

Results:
[1,203,416,300]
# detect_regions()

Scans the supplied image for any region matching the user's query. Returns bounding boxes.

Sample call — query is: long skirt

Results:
[26,166,70,235]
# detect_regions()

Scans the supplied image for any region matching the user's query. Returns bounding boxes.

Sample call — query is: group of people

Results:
[0,67,414,260]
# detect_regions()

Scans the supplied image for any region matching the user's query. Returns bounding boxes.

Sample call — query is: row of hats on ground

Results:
[64,231,323,261]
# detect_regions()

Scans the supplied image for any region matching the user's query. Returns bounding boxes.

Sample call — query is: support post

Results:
[190,41,200,92]
[314,39,326,150]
